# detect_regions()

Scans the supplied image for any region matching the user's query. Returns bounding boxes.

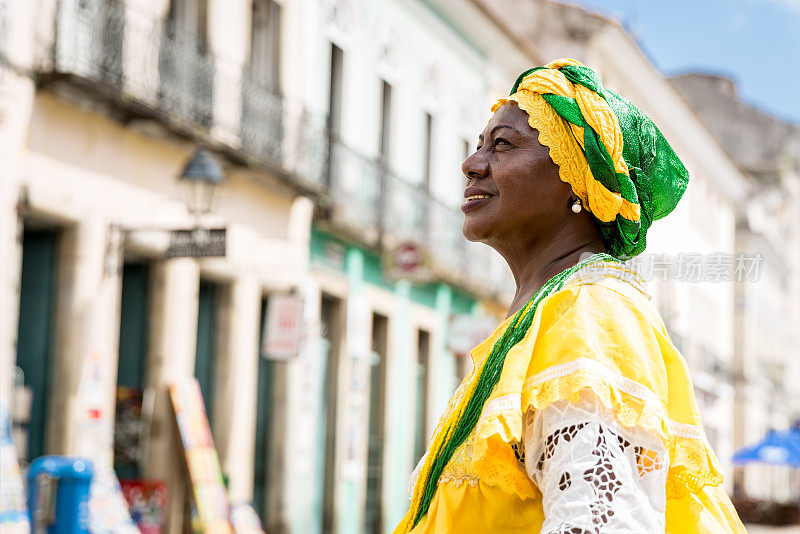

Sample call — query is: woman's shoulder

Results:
[535,260,667,339]
[511,261,676,402]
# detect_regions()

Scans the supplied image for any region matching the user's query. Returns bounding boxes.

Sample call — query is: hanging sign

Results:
[261,294,304,360]
[167,228,227,258]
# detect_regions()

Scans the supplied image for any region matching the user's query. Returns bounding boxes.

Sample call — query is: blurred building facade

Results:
[672,72,800,503]
[0,1,798,534]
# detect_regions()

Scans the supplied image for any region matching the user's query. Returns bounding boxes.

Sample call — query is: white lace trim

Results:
[524,395,668,533]
[563,260,651,299]
[481,393,522,419]
[517,356,706,440]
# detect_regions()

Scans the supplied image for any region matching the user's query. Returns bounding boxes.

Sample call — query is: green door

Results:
[15,229,58,463]
[117,264,149,389]
[114,263,150,479]
[195,280,217,428]
[253,298,273,523]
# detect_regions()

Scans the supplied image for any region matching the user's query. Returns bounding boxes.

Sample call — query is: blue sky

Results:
[567,0,800,124]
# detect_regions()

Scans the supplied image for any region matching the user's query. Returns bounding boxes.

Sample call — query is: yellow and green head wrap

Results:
[492,58,689,258]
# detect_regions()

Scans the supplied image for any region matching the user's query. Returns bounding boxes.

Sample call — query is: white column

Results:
[144,257,200,534]
[284,277,326,534]
[0,165,22,410]
[47,219,122,457]
[212,275,261,504]
[0,0,39,411]
[382,280,414,532]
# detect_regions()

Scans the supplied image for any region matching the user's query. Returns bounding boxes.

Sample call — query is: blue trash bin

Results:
[27,456,94,534]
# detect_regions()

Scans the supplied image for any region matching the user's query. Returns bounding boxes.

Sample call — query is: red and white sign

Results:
[382,241,434,282]
[262,294,304,360]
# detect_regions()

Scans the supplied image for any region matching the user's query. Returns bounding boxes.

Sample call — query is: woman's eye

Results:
[494,138,511,147]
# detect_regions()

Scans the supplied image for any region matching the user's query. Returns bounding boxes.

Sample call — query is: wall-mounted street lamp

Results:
[179,149,225,222]
[167,149,227,258]
[118,149,228,259]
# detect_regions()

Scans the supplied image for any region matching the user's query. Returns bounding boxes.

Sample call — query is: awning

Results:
[732,427,800,468]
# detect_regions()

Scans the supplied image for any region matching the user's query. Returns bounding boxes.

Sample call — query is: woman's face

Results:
[461,102,575,247]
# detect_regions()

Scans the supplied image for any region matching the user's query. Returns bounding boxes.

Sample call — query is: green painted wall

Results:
[311,228,481,534]
[310,228,477,314]
[339,248,365,534]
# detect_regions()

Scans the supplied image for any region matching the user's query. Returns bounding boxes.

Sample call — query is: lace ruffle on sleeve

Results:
[522,394,668,533]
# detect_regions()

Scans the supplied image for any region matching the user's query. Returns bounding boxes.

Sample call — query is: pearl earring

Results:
[571,199,582,213]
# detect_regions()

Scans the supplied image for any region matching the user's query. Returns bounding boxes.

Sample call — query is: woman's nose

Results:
[462,150,488,181]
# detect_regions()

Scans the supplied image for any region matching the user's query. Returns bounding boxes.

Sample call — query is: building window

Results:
[379,80,392,161]
[160,0,214,126]
[249,0,281,90]
[327,43,344,137]
[423,112,434,190]
[242,0,283,162]
[167,0,208,45]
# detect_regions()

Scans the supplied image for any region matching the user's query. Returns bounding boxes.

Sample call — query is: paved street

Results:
[745,524,799,533]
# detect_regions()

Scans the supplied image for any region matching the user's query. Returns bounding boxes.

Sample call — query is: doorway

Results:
[321,294,344,534]
[114,262,150,479]
[14,228,59,464]
[253,297,275,522]
[364,313,388,534]
[195,279,218,429]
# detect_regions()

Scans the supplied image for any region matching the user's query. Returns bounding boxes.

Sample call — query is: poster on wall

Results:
[261,294,304,360]
[75,351,140,534]
[0,401,29,534]
[169,377,233,534]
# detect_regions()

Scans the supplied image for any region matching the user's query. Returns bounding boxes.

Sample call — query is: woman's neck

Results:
[502,239,605,318]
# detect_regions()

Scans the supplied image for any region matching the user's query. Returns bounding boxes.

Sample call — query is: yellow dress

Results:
[395,263,746,533]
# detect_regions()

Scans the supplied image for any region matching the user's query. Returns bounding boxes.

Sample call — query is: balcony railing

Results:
[47,0,327,189]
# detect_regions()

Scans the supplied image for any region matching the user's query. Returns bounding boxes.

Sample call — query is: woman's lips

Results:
[461,194,494,213]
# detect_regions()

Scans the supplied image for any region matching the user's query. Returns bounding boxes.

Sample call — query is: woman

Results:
[393,59,746,533]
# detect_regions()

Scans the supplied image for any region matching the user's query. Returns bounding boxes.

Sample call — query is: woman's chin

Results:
[462,220,491,243]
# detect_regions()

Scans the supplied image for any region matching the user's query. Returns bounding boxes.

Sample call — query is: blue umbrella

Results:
[732,427,800,468]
